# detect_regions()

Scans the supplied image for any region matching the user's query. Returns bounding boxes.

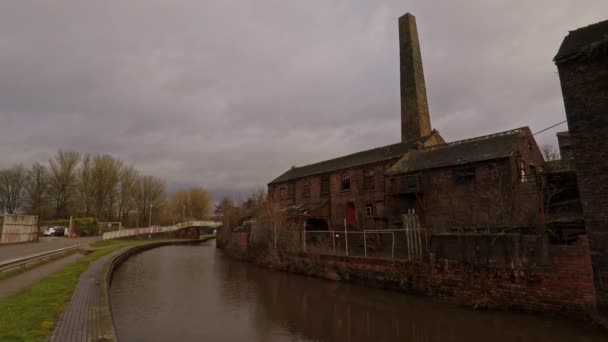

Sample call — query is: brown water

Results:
[110,241,607,342]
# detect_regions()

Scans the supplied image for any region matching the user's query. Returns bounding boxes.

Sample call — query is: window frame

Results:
[363,169,375,190]
[320,176,330,195]
[303,180,311,198]
[340,173,351,192]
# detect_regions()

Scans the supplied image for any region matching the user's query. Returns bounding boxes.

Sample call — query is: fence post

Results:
[404,214,411,261]
[391,232,395,259]
[332,231,336,255]
[344,219,349,257]
[364,230,367,257]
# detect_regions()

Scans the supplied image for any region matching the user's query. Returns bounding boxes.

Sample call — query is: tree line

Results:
[0,150,212,227]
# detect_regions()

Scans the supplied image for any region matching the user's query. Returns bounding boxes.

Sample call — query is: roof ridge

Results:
[421,127,526,151]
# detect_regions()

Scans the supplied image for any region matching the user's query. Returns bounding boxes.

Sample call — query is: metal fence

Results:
[303,228,428,260]
[302,211,428,260]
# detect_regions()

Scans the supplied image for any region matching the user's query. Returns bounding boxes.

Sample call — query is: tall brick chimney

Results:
[399,13,432,142]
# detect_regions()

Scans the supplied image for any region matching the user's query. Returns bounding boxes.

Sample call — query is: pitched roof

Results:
[269,133,438,185]
[387,128,528,174]
[554,19,608,63]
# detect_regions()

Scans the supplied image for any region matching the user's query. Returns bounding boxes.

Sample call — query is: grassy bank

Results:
[0,241,146,342]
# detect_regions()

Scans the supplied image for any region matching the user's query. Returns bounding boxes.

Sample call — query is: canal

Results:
[110,240,607,342]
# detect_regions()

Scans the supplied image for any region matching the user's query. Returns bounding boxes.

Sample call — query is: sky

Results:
[1,1,606,200]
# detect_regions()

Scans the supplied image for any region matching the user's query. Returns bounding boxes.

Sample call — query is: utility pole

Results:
[148,203,153,227]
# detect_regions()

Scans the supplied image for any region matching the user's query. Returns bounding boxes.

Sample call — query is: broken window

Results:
[320,176,330,195]
[453,167,475,184]
[341,173,351,191]
[365,203,374,217]
[303,180,311,198]
[363,169,375,190]
[287,183,295,199]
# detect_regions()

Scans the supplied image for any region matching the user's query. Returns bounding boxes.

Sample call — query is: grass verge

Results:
[0,242,144,342]
[0,251,79,282]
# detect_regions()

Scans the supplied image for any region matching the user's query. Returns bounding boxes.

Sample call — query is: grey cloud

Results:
[1,0,606,199]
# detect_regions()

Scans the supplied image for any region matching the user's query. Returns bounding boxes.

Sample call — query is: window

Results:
[320,176,330,195]
[287,183,295,199]
[365,203,374,217]
[453,167,475,184]
[340,173,351,191]
[375,201,385,217]
[530,164,537,175]
[279,187,286,200]
[405,175,418,191]
[303,180,311,198]
[519,160,526,182]
[363,169,375,190]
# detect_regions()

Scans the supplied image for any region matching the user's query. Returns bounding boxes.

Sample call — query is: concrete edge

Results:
[100,237,216,342]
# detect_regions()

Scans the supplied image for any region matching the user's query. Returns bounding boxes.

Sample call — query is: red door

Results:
[346,203,356,225]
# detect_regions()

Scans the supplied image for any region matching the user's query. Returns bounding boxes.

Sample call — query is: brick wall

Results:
[557,57,608,313]
[294,236,596,317]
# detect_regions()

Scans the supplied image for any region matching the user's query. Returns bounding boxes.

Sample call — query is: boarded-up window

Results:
[303,180,311,198]
[320,176,330,195]
[363,169,375,190]
[375,201,385,217]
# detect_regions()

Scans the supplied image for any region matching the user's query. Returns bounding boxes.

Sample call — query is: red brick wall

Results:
[557,57,608,312]
[268,160,397,230]
[298,236,596,317]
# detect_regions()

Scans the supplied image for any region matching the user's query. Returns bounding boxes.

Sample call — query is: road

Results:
[0,236,100,262]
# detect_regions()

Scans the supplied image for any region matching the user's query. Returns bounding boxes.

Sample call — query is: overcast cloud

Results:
[1,1,606,199]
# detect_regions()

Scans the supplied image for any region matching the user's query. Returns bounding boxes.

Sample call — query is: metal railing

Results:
[102,221,221,240]
[0,244,80,273]
[302,228,428,260]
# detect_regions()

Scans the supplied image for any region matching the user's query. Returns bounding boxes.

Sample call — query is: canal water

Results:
[110,241,607,342]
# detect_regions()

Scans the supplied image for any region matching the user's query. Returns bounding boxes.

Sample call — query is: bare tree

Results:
[540,144,560,162]
[133,175,165,226]
[90,154,123,221]
[0,165,30,214]
[25,162,49,217]
[167,187,213,223]
[48,150,81,218]
[117,165,138,226]
[78,154,93,216]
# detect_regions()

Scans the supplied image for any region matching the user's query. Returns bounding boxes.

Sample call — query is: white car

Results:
[42,227,56,236]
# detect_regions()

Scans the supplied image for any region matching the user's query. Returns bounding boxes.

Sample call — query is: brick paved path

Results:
[0,236,100,262]
[50,248,126,342]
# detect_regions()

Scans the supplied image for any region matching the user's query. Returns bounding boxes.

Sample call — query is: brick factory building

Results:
[554,18,608,314]
[268,13,545,233]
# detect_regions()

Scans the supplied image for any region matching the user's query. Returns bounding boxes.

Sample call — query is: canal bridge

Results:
[102,221,221,240]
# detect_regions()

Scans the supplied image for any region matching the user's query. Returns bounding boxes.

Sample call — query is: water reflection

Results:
[110,242,606,342]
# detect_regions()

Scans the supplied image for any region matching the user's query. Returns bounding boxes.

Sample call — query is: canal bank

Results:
[218,231,607,327]
[48,238,212,342]
[110,241,607,341]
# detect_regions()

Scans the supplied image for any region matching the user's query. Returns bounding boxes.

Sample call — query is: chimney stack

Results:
[399,13,432,142]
